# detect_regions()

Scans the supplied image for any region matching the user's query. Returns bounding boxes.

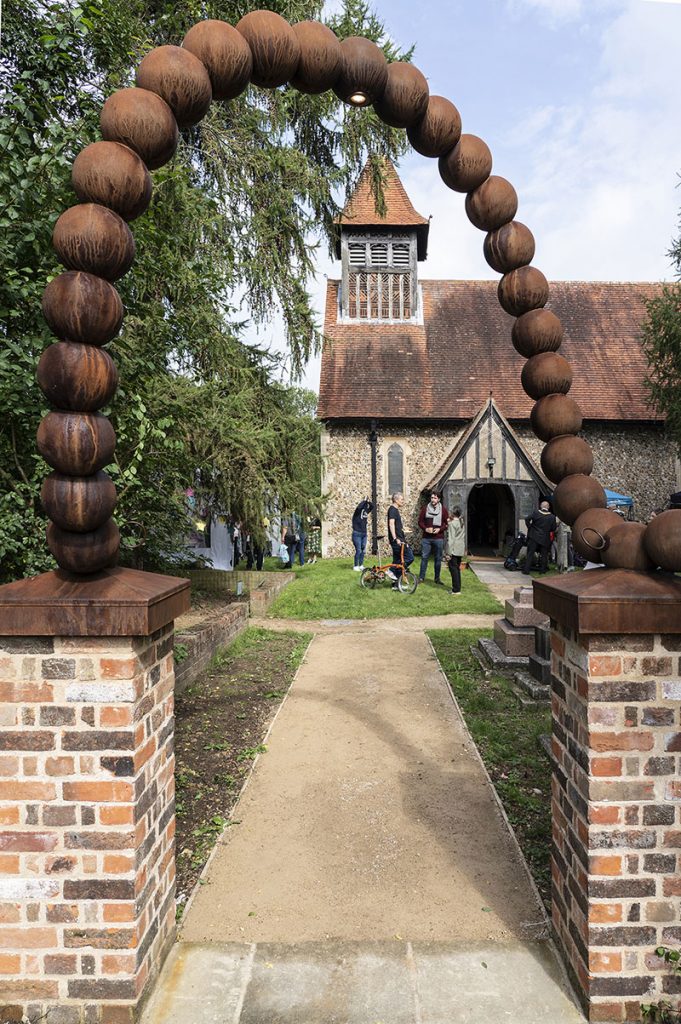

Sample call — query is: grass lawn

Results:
[262,556,503,620]
[428,628,552,909]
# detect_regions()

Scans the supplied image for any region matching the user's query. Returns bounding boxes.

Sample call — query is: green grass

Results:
[428,628,552,908]
[263,557,503,620]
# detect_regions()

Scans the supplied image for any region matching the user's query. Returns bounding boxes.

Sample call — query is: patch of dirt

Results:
[174,628,311,911]
[175,589,241,631]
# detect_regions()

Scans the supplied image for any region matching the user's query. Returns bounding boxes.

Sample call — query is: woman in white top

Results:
[444,507,466,594]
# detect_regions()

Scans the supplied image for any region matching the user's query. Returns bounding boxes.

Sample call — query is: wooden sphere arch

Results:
[643,510,681,572]
[540,435,594,484]
[37,342,118,412]
[47,519,120,575]
[572,507,624,561]
[236,10,301,89]
[498,266,549,316]
[465,176,518,233]
[136,45,212,128]
[72,142,152,222]
[291,21,342,94]
[407,96,462,158]
[333,37,388,106]
[439,135,492,193]
[484,222,535,275]
[374,62,429,129]
[531,394,583,442]
[553,474,607,527]
[512,308,563,358]
[42,471,117,534]
[182,20,253,100]
[601,522,654,572]
[53,204,135,282]
[42,272,123,346]
[37,412,116,477]
[521,352,573,401]
[100,88,178,170]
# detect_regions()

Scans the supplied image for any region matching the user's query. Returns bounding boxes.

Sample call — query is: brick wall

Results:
[184,569,294,617]
[174,603,247,696]
[0,625,176,1024]
[551,623,681,1022]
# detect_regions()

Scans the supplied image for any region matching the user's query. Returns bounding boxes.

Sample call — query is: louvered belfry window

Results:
[346,238,414,321]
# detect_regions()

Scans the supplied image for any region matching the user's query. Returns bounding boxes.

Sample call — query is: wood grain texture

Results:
[333,36,388,105]
[182,19,253,100]
[643,510,681,572]
[531,394,583,442]
[484,221,535,275]
[236,10,301,88]
[511,308,563,358]
[373,61,429,129]
[100,87,178,170]
[540,435,594,484]
[553,473,607,526]
[37,412,116,476]
[521,351,573,400]
[291,21,341,94]
[497,265,549,316]
[465,175,518,232]
[407,95,461,158]
[37,342,118,412]
[438,134,492,192]
[47,518,120,574]
[41,471,117,533]
[53,203,135,282]
[72,141,152,222]
[136,45,212,128]
[42,272,124,346]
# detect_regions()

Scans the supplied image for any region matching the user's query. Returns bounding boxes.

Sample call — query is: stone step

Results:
[529,653,552,687]
[494,617,536,658]
[473,638,530,672]
[514,585,535,605]
[534,624,551,662]
[514,670,551,703]
[504,597,550,629]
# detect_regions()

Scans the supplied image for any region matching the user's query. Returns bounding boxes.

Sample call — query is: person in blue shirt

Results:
[351,498,373,571]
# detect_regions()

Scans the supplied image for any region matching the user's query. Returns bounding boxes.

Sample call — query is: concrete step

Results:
[504,597,550,629]
[514,585,535,605]
[529,653,552,686]
[494,617,536,658]
[474,638,530,672]
[514,670,551,703]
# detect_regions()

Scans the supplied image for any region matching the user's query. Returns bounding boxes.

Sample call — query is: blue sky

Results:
[276,0,681,388]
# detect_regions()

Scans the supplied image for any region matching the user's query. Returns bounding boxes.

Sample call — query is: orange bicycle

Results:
[360,537,417,594]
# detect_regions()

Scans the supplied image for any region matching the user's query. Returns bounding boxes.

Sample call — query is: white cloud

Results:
[505,0,587,23]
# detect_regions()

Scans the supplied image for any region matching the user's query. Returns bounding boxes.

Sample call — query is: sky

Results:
[260,0,681,391]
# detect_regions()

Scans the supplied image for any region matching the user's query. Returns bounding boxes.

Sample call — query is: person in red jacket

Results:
[417,491,449,585]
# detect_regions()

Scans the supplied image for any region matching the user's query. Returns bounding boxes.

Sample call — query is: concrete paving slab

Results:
[251,613,498,635]
[141,942,255,1024]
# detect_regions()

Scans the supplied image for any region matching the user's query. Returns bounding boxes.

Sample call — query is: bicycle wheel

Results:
[360,567,378,589]
[398,571,417,594]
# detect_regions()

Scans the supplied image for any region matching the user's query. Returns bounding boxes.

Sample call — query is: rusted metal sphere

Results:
[100,88,178,171]
[498,266,549,317]
[407,95,461,158]
[521,352,573,401]
[540,435,594,484]
[136,45,212,128]
[182,20,253,100]
[42,272,123,346]
[553,473,607,527]
[47,518,120,574]
[53,204,135,282]
[643,510,681,572]
[71,142,151,223]
[37,412,116,476]
[290,21,342,94]
[484,222,535,275]
[374,62,429,129]
[37,343,118,412]
[236,10,301,89]
[572,507,623,561]
[42,471,117,534]
[333,37,388,106]
[465,176,518,233]
[601,522,654,571]
[438,134,492,193]
[531,394,583,442]
[512,308,563,358]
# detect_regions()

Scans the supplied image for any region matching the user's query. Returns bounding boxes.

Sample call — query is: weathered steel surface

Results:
[42,271,124,346]
[101,87,178,170]
[484,221,535,275]
[541,435,594,484]
[571,507,623,560]
[333,36,388,106]
[600,521,655,571]
[183,20,253,100]
[530,394,583,442]
[498,266,549,316]
[374,61,429,129]
[465,175,518,233]
[438,134,492,193]
[236,10,301,89]
[72,141,152,222]
[521,351,573,400]
[41,471,117,534]
[136,45,212,127]
[407,95,462,158]
[0,567,190,636]
[37,411,116,476]
[37,342,118,411]
[512,308,563,358]
[291,20,342,94]
[644,509,681,572]
[552,473,607,526]
[46,518,120,574]
[53,203,135,281]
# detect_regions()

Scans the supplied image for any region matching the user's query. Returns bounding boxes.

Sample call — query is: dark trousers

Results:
[523,538,549,574]
[286,537,305,568]
[391,539,414,572]
[246,544,264,571]
[419,538,444,581]
[448,555,462,593]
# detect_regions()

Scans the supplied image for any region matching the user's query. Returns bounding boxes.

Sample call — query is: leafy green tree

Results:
[0,0,411,582]
[642,208,681,452]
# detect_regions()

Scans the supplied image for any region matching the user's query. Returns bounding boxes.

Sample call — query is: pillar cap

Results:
[533,568,681,635]
[0,567,190,637]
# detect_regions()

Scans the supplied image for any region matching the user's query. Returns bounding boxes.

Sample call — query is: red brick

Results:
[0,781,56,801]
[100,706,134,727]
[589,806,621,825]
[0,832,57,853]
[590,855,622,876]
[103,903,135,923]
[590,951,622,972]
[0,854,20,874]
[44,954,78,975]
[591,757,622,777]
[0,927,57,948]
[103,854,134,874]
[45,756,75,776]
[589,655,622,677]
[102,953,135,975]
[100,658,137,680]
[591,732,654,752]
[100,806,134,826]
[0,681,53,702]
[0,953,20,973]
[63,780,134,803]
[590,903,623,924]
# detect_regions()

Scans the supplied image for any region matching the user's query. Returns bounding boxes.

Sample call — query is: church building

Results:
[318,160,679,557]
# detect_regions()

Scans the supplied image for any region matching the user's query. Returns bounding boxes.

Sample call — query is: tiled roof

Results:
[335,158,429,229]
[318,279,663,422]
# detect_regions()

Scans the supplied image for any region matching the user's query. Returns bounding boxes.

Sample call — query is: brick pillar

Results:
[535,569,681,1024]
[0,568,189,1024]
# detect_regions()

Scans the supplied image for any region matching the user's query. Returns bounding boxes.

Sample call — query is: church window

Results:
[387,443,404,495]
[345,238,414,321]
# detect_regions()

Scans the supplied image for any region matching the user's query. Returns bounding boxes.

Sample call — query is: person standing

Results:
[444,506,465,595]
[281,513,304,569]
[417,491,449,585]
[522,500,557,575]
[351,497,373,571]
[387,492,414,587]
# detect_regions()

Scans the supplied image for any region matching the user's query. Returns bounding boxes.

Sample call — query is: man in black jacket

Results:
[522,500,557,575]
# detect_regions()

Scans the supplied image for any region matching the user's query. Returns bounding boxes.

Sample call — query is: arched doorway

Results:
[467,483,515,557]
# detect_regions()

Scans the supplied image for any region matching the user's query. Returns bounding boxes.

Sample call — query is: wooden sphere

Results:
[601,522,654,572]
[643,510,681,572]
[37,412,116,476]
[101,88,178,171]
[531,395,583,442]
[42,471,117,533]
[37,342,118,412]
[498,266,549,316]
[407,95,461,158]
[438,134,492,193]
[236,10,301,89]
[484,222,535,275]
[466,176,518,232]
[541,435,593,484]
[290,21,342,94]
[47,519,120,575]
[572,507,623,561]
[183,20,253,100]
[136,45,212,128]
[512,308,563,358]
[553,474,606,526]
[333,37,388,106]
[521,352,573,401]
[71,142,151,223]
[53,204,135,282]
[42,272,123,346]
[374,62,429,129]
